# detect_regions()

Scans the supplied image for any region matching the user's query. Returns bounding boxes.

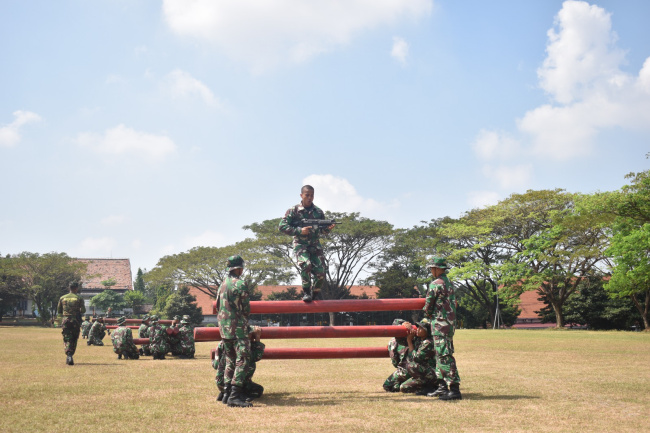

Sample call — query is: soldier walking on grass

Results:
[56,281,85,366]
[217,255,254,407]
[423,257,462,400]
[279,185,335,302]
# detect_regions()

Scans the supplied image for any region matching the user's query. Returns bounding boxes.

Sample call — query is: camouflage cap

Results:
[149,314,159,322]
[417,318,432,335]
[180,318,189,325]
[173,315,180,321]
[142,314,150,322]
[116,316,127,326]
[227,255,245,271]
[182,315,190,321]
[69,281,81,289]
[428,257,449,269]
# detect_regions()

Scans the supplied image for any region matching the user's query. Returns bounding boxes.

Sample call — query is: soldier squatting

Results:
[55,183,462,407]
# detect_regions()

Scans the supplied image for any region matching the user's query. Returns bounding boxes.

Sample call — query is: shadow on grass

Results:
[74,363,123,366]
[459,393,540,401]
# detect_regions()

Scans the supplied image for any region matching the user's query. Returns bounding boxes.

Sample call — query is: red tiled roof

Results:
[78,258,133,291]
[188,286,216,315]
[518,290,544,320]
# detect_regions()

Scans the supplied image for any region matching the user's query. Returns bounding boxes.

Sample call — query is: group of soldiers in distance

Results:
[56,183,461,405]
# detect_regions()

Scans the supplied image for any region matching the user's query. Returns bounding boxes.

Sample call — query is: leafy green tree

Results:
[123,290,146,312]
[100,277,117,289]
[603,170,650,330]
[90,289,126,313]
[160,286,203,325]
[134,268,145,292]
[11,252,87,325]
[0,254,25,320]
[267,286,303,301]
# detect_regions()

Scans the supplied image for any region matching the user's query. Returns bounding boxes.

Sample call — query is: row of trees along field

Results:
[143,170,649,331]
[1,170,648,330]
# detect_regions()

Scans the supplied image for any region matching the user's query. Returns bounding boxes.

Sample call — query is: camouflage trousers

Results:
[294,244,325,294]
[88,332,105,346]
[383,367,410,392]
[61,318,81,356]
[222,338,252,388]
[400,360,437,393]
[113,343,140,359]
[434,335,460,386]
[81,326,91,339]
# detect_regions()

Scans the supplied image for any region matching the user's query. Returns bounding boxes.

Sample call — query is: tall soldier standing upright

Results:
[217,255,253,408]
[56,281,86,366]
[279,185,335,302]
[423,257,462,400]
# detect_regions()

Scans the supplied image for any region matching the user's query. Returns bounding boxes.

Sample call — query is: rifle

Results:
[293,218,342,231]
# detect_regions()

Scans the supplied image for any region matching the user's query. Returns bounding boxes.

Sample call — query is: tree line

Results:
[2,169,648,330]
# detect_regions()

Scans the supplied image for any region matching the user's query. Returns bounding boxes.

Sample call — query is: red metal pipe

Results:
[133,338,149,345]
[195,325,409,342]
[212,298,424,315]
[104,318,173,325]
[106,326,140,329]
[210,346,388,360]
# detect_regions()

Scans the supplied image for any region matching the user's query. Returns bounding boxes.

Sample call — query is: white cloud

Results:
[472,129,521,161]
[391,36,409,65]
[163,69,219,106]
[0,110,41,147]
[162,0,432,71]
[481,164,533,190]
[76,124,176,162]
[78,237,118,254]
[518,0,650,160]
[183,230,227,249]
[302,174,398,216]
[100,215,127,225]
[467,191,501,209]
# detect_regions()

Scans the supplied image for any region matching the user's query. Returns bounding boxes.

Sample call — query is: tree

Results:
[100,277,117,289]
[267,286,303,301]
[134,268,145,292]
[603,170,650,330]
[90,289,126,313]
[0,254,25,320]
[160,286,203,325]
[124,290,145,313]
[496,190,611,328]
[11,252,87,325]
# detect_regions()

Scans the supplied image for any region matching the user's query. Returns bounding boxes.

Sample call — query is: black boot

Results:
[217,391,224,402]
[222,384,232,405]
[118,354,122,360]
[139,348,144,356]
[438,383,462,401]
[227,386,253,407]
[247,382,264,399]
[302,288,312,302]
[312,290,321,301]
[427,381,448,397]
[123,353,130,360]
[66,355,74,366]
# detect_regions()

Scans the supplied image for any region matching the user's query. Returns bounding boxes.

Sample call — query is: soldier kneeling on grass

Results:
[383,318,415,393]
[398,319,438,396]
[111,316,140,360]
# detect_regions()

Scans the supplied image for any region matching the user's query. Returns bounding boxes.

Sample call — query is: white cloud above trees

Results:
[162,0,432,71]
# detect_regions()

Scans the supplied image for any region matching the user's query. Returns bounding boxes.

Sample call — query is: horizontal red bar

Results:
[195,325,409,342]
[133,338,149,345]
[104,318,173,325]
[212,298,424,315]
[106,326,140,329]
[210,346,389,360]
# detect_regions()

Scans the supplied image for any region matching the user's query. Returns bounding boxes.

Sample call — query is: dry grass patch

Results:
[0,327,648,433]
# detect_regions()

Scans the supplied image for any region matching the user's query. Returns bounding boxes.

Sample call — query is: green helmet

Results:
[227,255,245,272]
[149,315,159,322]
[428,257,449,269]
[116,316,127,326]
[417,318,432,336]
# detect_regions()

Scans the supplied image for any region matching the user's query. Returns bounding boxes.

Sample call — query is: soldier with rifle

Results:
[279,184,339,302]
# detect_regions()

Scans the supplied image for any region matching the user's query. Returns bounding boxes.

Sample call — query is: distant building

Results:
[79,258,133,316]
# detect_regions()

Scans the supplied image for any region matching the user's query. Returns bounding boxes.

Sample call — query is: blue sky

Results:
[1,0,649,273]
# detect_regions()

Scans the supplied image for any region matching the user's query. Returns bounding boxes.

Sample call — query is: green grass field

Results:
[0,327,648,433]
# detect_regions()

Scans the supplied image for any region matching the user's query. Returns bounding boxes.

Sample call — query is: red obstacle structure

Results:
[107,325,140,330]
[206,298,422,360]
[212,298,424,315]
[104,318,173,325]
[133,338,149,345]
[195,325,409,342]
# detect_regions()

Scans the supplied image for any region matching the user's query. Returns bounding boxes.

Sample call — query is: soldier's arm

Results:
[79,295,86,315]
[278,207,301,236]
[423,283,439,316]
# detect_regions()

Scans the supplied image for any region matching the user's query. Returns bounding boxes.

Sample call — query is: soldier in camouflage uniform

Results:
[278,185,335,302]
[138,315,151,356]
[383,318,412,392]
[399,318,437,395]
[87,316,108,346]
[80,315,92,339]
[214,325,265,402]
[148,315,169,360]
[423,257,462,400]
[217,255,253,407]
[177,316,195,359]
[56,281,86,365]
[168,316,181,356]
[111,316,140,360]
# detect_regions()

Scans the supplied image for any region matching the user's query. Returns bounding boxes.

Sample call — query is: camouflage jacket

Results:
[81,320,92,333]
[138,324,149,339]
[179,324,194,348]
[278,203,331,247]
[251,340,265,363]
[217,274,251,340]
[89,321,106,339]
[148,322,169,352]
[111,325,135,351]
[423,273,457,337]
[56,292,85,320]
[408,337,436,370]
